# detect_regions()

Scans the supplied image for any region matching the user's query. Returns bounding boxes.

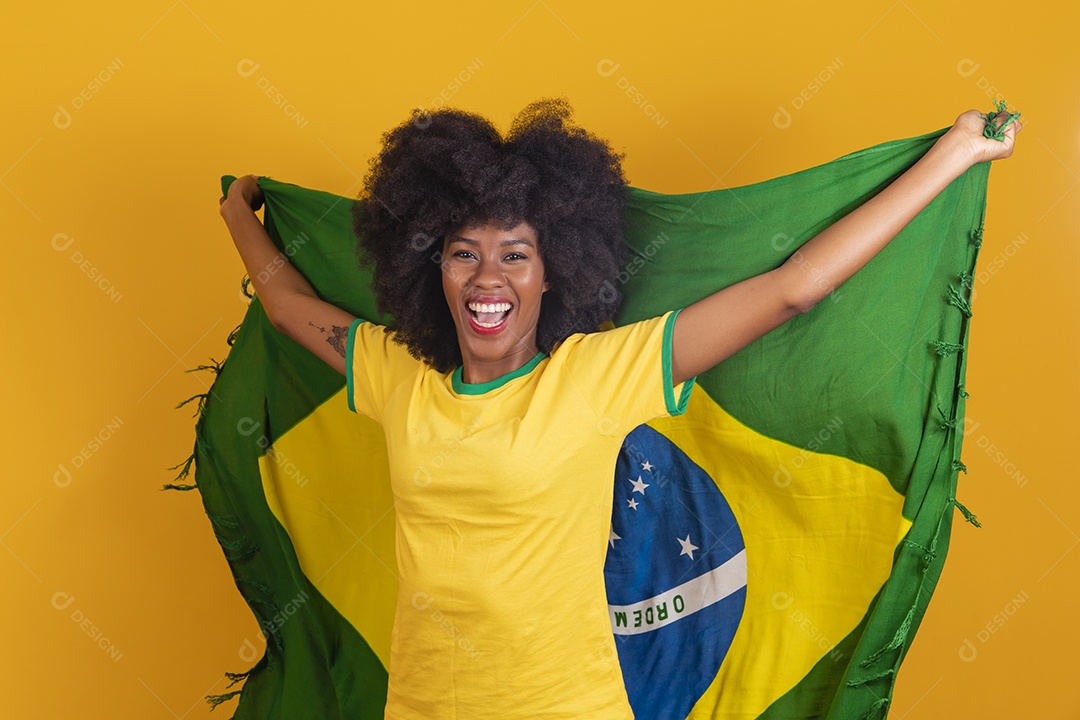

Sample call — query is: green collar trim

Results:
[451,352,547,395]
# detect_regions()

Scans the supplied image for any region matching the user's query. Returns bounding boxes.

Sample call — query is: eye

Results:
[452,250,476,260]
[504,252,528,261]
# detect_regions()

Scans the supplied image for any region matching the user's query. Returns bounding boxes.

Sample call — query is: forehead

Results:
[447,220,538,245]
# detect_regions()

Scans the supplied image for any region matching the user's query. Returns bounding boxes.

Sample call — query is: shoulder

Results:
[554,311,679,359]
[347,318,426,373]
[345,318,429,417]
[544,309,694,423]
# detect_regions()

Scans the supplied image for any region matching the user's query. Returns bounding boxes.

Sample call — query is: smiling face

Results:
[442,220,551,383]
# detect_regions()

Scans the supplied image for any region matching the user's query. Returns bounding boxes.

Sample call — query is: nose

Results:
[469,252,504,289]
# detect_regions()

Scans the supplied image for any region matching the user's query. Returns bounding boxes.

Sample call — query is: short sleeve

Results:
[345,318,424,423]
[561,309,696,430]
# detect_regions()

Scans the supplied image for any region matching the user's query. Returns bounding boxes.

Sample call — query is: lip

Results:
[464,295,514,336]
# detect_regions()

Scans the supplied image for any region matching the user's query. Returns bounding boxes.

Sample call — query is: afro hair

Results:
[352,97,630,373]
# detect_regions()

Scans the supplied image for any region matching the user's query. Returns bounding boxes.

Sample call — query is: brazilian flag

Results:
[173,114,1006,718]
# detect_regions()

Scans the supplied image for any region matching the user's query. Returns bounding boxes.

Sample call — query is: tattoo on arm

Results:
[309,322,349,359]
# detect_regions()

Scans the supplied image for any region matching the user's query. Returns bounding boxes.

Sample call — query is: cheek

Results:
[538,268,550,295]
[442,270,460,309]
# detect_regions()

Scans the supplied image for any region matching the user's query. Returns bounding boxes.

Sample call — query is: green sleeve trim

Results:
[345,317,366,413]
[451,351,547,395]
[662,309,696,416]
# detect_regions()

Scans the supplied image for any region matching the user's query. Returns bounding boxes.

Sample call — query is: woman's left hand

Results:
[941,108,1022,167]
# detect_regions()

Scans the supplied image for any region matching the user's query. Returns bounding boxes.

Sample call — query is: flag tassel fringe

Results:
[946,284,973,318]
[950,496,982,528]
[218,535,261,561]
[205,690,242,712]
[849,482,955,705]
[859,698,890,720]
[176,392,210,419]
[204,658,265,715]
[163,374,217,491]
[929,340,964,357]
[846,666,896,687]
[208,512,240,530]
[849,148,993,701]
[163,451,197,491]
[982,98,1021,141]
[227,322,242,346]
[164,274,274,716]
[860,605,916,667]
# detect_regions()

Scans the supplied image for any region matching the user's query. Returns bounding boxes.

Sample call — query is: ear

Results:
[542,275,551,293]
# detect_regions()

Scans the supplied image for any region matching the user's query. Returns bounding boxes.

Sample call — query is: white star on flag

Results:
[629,475,650,495]
[609,526,621,547]
[627,498,639,510]
[641,460,653,472]
[677,534,699,560]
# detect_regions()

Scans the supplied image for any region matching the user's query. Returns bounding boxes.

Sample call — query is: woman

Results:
[220,98,1019,719]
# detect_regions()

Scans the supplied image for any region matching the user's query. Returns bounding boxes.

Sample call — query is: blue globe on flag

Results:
[605,424,748,719]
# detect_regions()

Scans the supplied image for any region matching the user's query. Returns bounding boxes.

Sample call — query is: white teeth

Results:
[467,301,512,313]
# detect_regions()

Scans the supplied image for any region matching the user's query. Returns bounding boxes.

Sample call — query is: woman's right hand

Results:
[219,174,264,217]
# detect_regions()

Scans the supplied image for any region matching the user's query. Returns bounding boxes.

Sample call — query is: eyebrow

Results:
[450,236,536,248]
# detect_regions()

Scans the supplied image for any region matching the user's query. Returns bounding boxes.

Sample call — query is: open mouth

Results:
[467,300,513,332]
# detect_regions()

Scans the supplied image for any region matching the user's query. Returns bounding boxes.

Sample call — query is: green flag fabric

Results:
[174,112,1009,718]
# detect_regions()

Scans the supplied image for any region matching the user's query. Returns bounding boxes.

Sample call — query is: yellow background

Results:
[2,1,1075,717]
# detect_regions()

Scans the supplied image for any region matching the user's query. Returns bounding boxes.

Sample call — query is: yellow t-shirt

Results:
[346,310,695,719]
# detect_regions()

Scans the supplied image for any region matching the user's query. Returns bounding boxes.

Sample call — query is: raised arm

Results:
[671,109,1021,385]
[219,175,357,376]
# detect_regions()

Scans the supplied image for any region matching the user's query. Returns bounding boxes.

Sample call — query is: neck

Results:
[460,345,540,385]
